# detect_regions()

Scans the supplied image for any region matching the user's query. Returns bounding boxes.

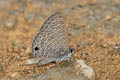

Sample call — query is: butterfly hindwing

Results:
[32,12,69,65]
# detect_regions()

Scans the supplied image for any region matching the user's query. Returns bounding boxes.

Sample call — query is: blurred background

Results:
[0,0,120,80]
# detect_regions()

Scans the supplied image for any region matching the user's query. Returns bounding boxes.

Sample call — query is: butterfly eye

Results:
[70,48,74,53]
[35,47,39,51]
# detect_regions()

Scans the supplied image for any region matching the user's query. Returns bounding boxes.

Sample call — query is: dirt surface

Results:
[0,0,120,80]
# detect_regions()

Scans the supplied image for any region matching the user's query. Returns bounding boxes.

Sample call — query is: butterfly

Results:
[32,11,74,65]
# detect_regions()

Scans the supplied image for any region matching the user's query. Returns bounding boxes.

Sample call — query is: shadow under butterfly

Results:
[25,11,74,66]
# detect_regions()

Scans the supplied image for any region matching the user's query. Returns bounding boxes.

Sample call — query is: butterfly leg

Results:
[56,62,60,66]
[67,58,70,64]
[56,57,63,66]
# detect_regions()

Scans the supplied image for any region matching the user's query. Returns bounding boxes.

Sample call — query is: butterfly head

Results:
[69,48,75,55]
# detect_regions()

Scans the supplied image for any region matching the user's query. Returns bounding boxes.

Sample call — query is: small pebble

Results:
[24,58,41,65]
[9,10,21,15]
[25,47,32,54]
[11,41,26,52]
[3,17,17,30]
[11,72,21,78]
[74,59,95,80]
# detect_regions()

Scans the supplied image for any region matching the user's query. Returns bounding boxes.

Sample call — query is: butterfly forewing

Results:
[32,12,69,62]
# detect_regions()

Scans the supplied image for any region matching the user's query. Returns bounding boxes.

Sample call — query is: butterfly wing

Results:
[32,11,69,65]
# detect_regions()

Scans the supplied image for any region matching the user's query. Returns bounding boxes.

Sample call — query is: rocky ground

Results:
[0,0,120,80]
